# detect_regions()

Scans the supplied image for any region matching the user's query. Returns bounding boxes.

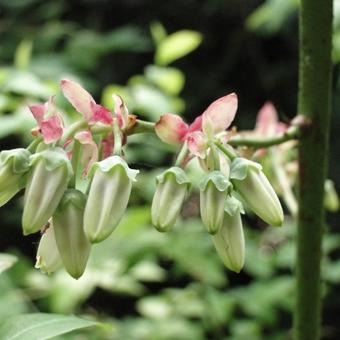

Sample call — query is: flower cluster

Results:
[0,80,285,278]
[239,102,339,216]
[153,94,284,272]
[238,102,299,216]
[0,79,138,279]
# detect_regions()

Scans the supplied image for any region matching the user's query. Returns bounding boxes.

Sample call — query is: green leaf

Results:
[130,83,184,120]
[0,108,35,139]
[150,21,167,46]
[137,296,172,319]
[3,71,53,98]
[104,26,152,52]
[101,85,132,110]
[155,30,202,66]
[245,0,299,35]
[145,65,185,95]
[0,274,29,318]
[0,254,17,274]
[0,313,98,340]
[14,40,32,70]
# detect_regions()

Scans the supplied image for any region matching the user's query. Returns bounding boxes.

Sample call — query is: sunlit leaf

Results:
[246,0,298,35]
[0,106,35,138]
[137,297,172,319]
[101,84,133,111]
[145,65,185,95]
[130,84,182,120]
[14,40,32,70]
[0,313,98,340]
[0,274,29,319]
[3,71,52,98]
[0,254,17,274]
[150,22,167,46]
[155,30,202,66]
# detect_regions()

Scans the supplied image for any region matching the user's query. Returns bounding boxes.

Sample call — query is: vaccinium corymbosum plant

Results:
[1,78,316,278]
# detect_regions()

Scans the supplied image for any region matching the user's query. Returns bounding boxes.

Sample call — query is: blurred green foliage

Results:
[0,0,339,339]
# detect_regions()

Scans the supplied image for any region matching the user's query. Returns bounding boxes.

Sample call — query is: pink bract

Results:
[155,113,190,144]
[29,97,64,144]
[155,93,238,158]
[102,133,115,159]
[113,94,129,129]
[255,102,288,137]
[61,79,113,125]
[74,130,99,176]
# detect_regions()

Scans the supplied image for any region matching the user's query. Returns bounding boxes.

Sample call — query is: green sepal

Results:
[55,189,87,212]
[230,158,262,181]
[199,171,232,192]
[156,167,191,186]
[0,148,31,174]
[224,195,245,216]
[29,147,73,180]
[88,155,139,181]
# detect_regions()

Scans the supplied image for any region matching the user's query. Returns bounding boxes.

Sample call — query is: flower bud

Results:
[22,147,73,235]
[0,148,31,207]
[53,189,90,279]
[151,167,190,232]
[230,158,284,226]
[35,222,62,275]
[199,171,232,234]
[84,156,138,243]
[212,196,245,272]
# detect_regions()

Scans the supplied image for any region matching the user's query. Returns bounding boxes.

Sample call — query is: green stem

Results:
[113,123,122,156]
[126,119,155,135]
[174,142,188,167]
[207,143,220,171]
[27,136,43,152]
[60,120,88,145]
[91,125,111,135]
[294,0,333,339]
[214,141,237,161]
[93,117,299,149]
[69,140,80,188]
[91,119,155,136]
[228,125,299,148]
